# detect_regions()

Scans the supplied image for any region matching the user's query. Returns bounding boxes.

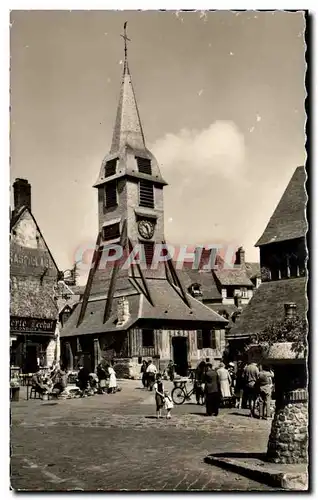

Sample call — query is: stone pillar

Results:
[46,338,56,368]
[267,389,308,464]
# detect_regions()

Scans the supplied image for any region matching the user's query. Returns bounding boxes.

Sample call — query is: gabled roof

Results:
[227,277,307,339]
[213,268,254,287]
[256,166,308,247]
[10,205,60,274]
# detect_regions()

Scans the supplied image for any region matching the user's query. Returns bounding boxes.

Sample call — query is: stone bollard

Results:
[267,389,308,464]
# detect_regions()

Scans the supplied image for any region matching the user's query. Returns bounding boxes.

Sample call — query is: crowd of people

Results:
[30,361,119,399]
[193,360,274,419]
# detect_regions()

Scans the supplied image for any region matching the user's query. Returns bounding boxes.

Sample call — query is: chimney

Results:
[284,302,297,320]
[117,296,130,326]
[235,246,245,265]
[13,178,31,213]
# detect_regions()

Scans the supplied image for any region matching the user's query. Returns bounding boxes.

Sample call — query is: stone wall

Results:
[267,392,308,464]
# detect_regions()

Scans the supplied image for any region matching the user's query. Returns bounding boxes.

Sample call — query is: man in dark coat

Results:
[204,363,221,416]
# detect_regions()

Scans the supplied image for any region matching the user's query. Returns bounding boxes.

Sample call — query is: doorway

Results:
[172,337,188,376]
[24,345,38,373]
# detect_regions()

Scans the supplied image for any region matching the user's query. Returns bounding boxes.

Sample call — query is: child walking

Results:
[164,390,174,419]
[153,373,165,419]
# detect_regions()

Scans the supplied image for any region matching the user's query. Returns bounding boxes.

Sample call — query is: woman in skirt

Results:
[153,373,165,419]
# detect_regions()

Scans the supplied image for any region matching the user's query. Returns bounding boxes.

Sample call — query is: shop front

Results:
[10,316,57,373]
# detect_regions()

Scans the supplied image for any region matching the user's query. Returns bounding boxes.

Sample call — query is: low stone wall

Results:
[267,391,308,464]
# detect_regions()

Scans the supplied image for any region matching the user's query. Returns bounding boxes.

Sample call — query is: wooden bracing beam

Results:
[76,231,102,327]
[162,240,192,309]
[103,219,127,324]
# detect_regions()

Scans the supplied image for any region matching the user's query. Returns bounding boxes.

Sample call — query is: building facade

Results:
[227,166,307,358]
[10,179,60,372]
[60,31,228,377]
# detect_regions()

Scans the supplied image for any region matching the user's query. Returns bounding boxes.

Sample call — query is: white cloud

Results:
[152,120,246,181]
[256,114,261,122]
[149,121,250,251]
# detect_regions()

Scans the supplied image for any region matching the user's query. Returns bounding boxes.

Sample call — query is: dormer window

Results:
[136,157,152,175]
[139,180,154,208]
[104,158,118,178]
[188,283,202,298]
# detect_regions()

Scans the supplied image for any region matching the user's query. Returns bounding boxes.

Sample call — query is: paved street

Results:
[11,380,276,491]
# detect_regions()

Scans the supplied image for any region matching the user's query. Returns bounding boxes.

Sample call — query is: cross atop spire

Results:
[110,23,146,153]
[120,21,131,66]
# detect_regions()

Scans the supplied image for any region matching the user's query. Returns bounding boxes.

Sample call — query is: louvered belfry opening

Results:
[103,223,120,241]
[104,158,118,178]
[142,241,154,267]
[136,156,152,175]
[104,181,117,208]
[139,180,154,208]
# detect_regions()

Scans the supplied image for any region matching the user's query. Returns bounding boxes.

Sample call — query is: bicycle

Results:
[171,379,205,405]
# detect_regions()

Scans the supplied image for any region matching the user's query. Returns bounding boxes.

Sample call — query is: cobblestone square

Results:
[11,381,276,491]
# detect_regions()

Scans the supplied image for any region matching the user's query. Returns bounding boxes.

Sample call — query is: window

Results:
[142,329,154,347]
[102,223,120,241]
[202,329,216,349]
[188,284,202,297]
[104,181,117,209]
[241,288,248,298]
[142,242,154,267]
[104,158,117,178]
[226,287,234,298]
[139,180,154,208]
[136,157,152,175]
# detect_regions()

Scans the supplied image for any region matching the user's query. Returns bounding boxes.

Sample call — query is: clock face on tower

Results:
[138,220,155,239]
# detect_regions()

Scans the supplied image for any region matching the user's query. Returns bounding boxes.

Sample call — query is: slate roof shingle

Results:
[255,166,308,247]
[60,278,228,338]
[227,277,307,339]
[176,268,221,300]
[213,268,254,287]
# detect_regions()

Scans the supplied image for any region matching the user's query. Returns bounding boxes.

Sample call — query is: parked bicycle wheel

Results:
[171,387,186,405]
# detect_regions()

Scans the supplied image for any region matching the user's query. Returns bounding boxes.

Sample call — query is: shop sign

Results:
[10,316,57,334]
[10,248,55,270]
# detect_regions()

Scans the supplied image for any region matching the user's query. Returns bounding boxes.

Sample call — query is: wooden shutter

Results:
[210,330,217,349]
[105,181,117,208]
[139,180,154,208]
[105,158,117,178]
[143,242,154,266]
[197,330,203,350]
[103,223,120,241]
[136,157,152,175]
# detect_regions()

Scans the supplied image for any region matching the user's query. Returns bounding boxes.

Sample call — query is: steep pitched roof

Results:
[227,277,307,339]
[213,268,254,287]
[245,262,261,279]
[256,166,308,247]
[110,59,145,153]
[61,277,228,339]
[93,56,167,188]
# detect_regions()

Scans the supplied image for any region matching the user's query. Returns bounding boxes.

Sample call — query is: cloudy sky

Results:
[10,10,306,277]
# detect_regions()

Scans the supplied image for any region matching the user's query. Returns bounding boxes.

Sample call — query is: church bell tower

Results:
[93,23,167,277]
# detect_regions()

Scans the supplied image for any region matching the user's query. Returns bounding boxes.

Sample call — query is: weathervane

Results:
[120,21,131,61]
